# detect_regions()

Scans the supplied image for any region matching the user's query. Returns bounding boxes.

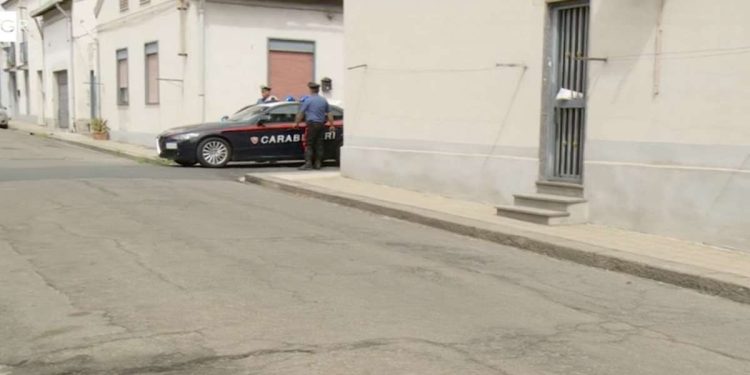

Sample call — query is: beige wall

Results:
[343,0,750,251]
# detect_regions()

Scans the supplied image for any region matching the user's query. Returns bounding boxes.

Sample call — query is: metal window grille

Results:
[553,4,589,180]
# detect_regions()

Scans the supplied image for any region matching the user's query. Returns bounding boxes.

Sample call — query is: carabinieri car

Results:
[156,102,343,168]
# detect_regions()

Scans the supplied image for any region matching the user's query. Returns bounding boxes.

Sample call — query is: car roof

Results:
[256,101,343,110]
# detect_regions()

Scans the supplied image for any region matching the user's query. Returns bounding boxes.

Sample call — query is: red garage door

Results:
[268,40,315,100]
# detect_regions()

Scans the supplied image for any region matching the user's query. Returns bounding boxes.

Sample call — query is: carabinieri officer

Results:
[294,82,334,170]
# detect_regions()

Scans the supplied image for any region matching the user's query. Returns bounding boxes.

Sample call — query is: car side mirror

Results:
[221,115,229,121]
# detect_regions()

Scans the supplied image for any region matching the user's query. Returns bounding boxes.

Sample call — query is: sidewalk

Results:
[7,120,165,165]
[245,170,750,304]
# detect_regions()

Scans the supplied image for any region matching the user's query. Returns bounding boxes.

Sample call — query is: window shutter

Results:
[117,60,128,89]
[146,54,159,104]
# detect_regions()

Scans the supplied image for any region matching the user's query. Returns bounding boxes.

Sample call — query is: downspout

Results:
[198,0,206,122]
[55,1,76,132]
[178,0,187,56]
[95,39,101,118]
[33,16,46,125]
[73,11,101,119]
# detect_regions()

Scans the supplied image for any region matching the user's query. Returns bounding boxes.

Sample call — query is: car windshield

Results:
[226,105,266,122]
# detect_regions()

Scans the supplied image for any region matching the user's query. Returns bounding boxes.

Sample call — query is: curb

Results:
[9,124,171,166]
[245,173,750,305]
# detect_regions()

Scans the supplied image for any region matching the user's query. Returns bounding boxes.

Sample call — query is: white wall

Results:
[0,0,44,123]
[204,1,344,120]
[98,0,344,146]
[343,0,546,204]
[98,0,190,145]
[72,0,98,125]
[41,13,69,127]
[584,0,750,251]
[344,0,750,251]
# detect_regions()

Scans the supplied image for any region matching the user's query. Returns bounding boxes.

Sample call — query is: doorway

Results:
[542,0,590,183]
[55,70,69,129]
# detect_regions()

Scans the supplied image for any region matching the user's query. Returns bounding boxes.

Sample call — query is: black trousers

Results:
[304,122,326,166]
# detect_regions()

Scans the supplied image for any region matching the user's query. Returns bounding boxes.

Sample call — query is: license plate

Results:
[165,142,178,150]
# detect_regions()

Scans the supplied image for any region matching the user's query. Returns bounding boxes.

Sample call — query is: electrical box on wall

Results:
[321,77,332,93]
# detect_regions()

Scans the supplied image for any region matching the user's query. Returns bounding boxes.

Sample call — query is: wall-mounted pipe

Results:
[178,0,188,56]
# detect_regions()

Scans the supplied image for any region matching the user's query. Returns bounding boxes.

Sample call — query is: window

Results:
[120,0,129,12]
[145,42,159,105]
[116,49,128,105]
[268,39,315,100]
[267,104,300,124]
[227,105,266,122]
[140,0,150,5]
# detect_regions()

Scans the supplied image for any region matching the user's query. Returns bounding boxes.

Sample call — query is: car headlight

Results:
[172,132,200,141]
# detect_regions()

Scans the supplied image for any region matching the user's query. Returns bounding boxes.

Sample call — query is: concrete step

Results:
[536,180,584,197]
[496,205,570,225]
[514,193,587,212]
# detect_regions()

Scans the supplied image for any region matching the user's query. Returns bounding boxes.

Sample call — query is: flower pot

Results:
[91,132,109,140]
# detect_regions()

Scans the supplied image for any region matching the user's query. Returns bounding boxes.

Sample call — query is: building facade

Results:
[96,0,344,146]
[343,0,750,251]
[27,0,98,130]
[1,0,42,123]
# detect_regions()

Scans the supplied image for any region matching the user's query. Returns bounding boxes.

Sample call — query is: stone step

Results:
[496,205,570,225]
[536,180,584,197]
[514,193,587,212]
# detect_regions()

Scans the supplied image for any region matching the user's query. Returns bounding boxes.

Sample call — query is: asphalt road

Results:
[1,129,749,375]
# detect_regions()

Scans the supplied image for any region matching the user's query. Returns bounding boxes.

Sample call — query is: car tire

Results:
[175,160,195,167]
[197,137,231,168]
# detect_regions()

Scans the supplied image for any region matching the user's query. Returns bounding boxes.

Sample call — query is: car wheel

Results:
[175,160,195,167]
[197,137,231,168]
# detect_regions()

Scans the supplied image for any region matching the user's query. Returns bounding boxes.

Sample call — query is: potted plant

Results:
[90,118,110,140]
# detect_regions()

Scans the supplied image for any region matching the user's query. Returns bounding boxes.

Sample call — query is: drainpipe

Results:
[198,0,206,122]
[33,16,46,125]
[73,13,101,119]
[178,0,187,56]
[55,1,76,132]
[95,39,101,119]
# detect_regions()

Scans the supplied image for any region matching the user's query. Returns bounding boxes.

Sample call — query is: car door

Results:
[217,106,272,161]
[260,103,306,160]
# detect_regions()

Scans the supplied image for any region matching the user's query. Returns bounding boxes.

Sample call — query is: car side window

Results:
[267,104,300,124]
[331,107,344,121]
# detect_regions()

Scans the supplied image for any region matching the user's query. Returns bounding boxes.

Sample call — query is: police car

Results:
[156,102,343,168]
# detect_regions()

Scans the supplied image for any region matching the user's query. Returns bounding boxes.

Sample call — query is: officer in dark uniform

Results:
[294,82,334,170]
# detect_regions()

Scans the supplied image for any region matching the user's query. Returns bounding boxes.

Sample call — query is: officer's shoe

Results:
[313,161,323,170]
[298,163,313,171]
